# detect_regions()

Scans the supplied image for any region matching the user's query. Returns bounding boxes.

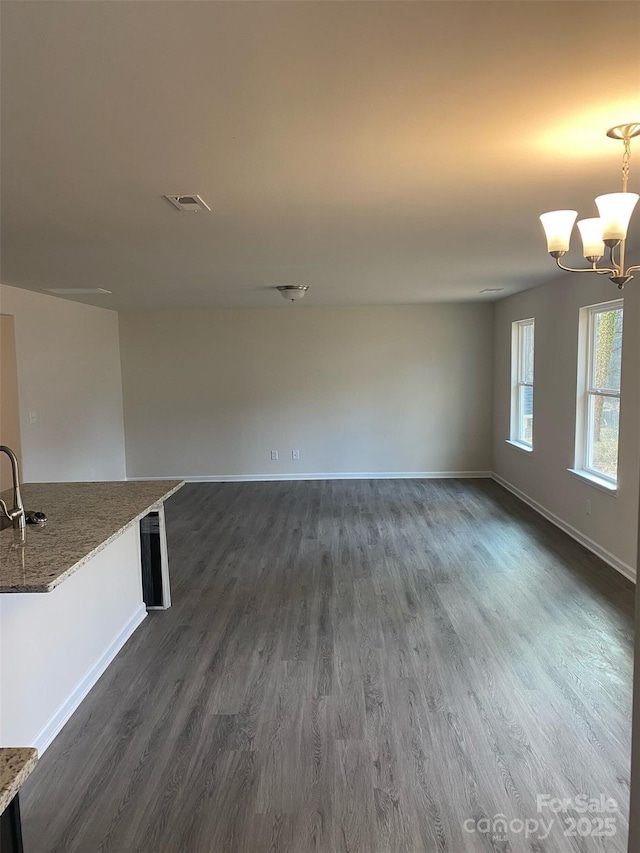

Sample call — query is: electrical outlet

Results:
[292,450,300,461]
[29,411,37,424]
[586,498,591,515]
[270,450,278,461]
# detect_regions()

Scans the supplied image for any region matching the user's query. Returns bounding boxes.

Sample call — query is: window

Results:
[511,318,535,448]
[576,300,623,485]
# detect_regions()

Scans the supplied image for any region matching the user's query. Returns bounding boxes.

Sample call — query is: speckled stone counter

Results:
[0,748,37,815]
[0,480,183,593]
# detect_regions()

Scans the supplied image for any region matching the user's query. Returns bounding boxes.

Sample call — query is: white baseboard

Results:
[130,471,493,483]
[32,605,147,755]
[492,473,636,583]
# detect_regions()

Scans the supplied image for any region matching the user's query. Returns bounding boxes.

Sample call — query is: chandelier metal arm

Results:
[554,258,616,276]
[608,243,621,273]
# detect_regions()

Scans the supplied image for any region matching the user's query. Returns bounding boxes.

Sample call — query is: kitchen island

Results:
[0,480,183,753]
[0,747,38,853]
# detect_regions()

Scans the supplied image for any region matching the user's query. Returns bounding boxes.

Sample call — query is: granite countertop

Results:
[0,480,183,593]
[0,747,38,815]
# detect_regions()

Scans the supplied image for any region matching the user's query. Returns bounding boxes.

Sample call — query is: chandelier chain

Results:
[622,135,631,193]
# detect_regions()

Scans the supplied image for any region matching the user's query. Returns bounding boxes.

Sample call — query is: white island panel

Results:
[0,525,145,753]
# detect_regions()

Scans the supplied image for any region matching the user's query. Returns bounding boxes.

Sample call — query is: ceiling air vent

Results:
[164,194,211,212]
[44,288,112,295]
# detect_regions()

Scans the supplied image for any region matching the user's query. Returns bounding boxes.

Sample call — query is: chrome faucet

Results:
[0,445,26,534]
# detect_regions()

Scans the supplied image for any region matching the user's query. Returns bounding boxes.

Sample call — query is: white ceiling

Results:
[1,1,639,310]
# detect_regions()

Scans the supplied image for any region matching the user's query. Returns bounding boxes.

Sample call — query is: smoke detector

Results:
[277,285,309,302]
[164,194,211,212]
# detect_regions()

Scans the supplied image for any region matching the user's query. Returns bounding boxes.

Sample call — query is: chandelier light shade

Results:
[576,218,604,261]
[540,122,640,289]
[594,192,639,242]
[539,210,578,254]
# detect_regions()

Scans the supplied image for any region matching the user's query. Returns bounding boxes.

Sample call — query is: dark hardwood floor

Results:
[19,479,635,852]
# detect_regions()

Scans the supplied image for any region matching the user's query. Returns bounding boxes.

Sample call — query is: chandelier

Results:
[540,123,639,289]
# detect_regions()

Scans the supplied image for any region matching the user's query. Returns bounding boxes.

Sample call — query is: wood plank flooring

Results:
[19,479,635,852]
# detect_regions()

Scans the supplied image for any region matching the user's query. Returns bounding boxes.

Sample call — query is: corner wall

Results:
[492,274,640,579]
[0,284,126,482]
[119,303,494,480]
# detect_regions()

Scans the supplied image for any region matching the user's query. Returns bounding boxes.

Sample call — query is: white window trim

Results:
[567,467,618,496]
[505,439,533,454]
[510,318,535,450]
[573,299,623,487]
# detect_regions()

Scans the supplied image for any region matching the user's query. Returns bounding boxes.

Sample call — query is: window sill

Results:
[567,468,618,496]
[505,440,533,454]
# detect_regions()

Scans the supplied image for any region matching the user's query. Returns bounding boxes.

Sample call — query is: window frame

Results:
[510,318,535,450]
[575,299,623,487]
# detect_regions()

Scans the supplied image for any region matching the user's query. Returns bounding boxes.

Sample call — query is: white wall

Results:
[493,274,640,579]
[0,284,126,482]
[631,509,640,849]
[119,304,494,479]
[0,315,23,491]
